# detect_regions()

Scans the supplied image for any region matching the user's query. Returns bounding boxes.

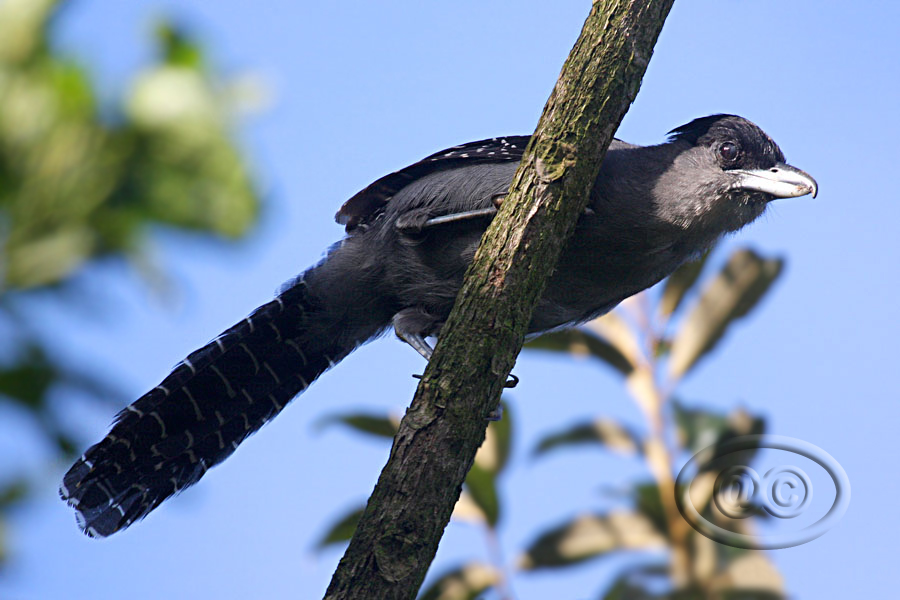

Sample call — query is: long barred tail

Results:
[60,275,360,538]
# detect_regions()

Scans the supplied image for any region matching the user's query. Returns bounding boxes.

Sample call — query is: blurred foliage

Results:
[0,0,261,565]
[324,247,788,599]
[315,411,401,440]
[522,247,785,599]
[316,504,365,550]
[0,0,258,289]
[419,563,500,600]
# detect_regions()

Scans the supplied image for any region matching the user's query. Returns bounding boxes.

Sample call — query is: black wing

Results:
[335,136,531,232]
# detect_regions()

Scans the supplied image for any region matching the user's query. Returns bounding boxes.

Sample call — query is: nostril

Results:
[770,168,779,173]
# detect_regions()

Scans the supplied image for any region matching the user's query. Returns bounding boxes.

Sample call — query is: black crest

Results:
[667,114,740,144]
[668,114,785,167]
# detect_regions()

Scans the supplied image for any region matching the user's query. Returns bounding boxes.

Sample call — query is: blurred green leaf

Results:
[0,478,29,564]
[712,526,753,565]
[602,564,668,599]
[456,402,513,526]
[526,329,633,376]
[709,553,785,599]
[474,400,512,475]
[315,411,399,440]
[716,591,784,600]
[0,479,29,508]
[463,463,499,527]
[519,511,666,570]
[633,483,668,539]
[672,400,729,454]
[0,344,54,409]
[659,251,710,319]
[701,409,766,478]
[533,417,641,458]
[156,21,204,69]
[315,504,364,550]
[674,401,766,476]
[602,561,780,600]
[54,432,78,456]
[602,576,650,600]
[587,310,646,375]
[668,249,783,379]
[417,563,498,600]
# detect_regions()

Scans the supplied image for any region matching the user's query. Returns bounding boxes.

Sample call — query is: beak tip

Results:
[804,179,818,199]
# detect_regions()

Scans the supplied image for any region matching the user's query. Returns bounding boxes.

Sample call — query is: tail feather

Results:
[60,278,357,537]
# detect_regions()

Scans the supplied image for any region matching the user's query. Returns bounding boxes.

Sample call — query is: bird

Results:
[60,114,817,538]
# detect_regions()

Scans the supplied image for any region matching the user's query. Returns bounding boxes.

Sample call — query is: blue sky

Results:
[2,1,899,598]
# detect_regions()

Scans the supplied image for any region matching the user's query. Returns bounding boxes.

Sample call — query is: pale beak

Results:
[730,163,818,199]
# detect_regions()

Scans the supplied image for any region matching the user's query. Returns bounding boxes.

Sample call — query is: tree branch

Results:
[324,2,675,598]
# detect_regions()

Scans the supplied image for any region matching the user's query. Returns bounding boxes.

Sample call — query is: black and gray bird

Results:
[61,114,817,538]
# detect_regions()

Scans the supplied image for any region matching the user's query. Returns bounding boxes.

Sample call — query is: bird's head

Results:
[655,114,817,234]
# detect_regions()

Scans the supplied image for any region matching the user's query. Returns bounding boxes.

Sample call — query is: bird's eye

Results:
[718,142,739,163]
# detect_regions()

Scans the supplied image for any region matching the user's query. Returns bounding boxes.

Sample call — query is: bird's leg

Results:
[393,308,437,361]
[394,309,516,420]
[396,328,434,361]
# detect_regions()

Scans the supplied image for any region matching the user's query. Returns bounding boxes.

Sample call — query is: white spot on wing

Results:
[263,362,281,384]
[185,386,204,421]
[285,339,306,365]
[183,358,197,375]
[240,343,260,373]
[210,365,236,398]
[269,393,283,411]
[150,412,167,438]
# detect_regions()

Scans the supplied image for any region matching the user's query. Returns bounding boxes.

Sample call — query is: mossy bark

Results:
[324,1,675,598]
